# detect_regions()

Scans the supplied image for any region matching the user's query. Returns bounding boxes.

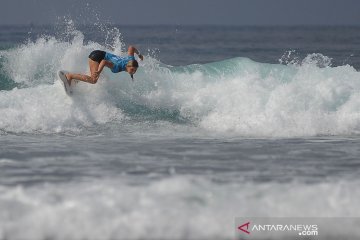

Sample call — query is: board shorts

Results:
[88,50,106,63]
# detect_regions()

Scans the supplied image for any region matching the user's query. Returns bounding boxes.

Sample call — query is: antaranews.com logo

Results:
[238,221,318,236]
[235,217,360,240]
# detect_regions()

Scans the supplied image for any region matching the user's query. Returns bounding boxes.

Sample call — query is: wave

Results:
[0,175,359,239]
[1,27,360,137]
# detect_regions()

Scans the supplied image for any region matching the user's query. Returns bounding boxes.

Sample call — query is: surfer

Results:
[64,45,143,85]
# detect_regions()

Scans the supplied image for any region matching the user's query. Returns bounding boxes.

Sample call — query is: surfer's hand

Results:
[138,54,144,61]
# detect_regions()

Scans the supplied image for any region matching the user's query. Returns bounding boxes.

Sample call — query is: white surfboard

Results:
[58,70,72,96]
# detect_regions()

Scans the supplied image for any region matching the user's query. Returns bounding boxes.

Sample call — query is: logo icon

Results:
[238,222,251,234]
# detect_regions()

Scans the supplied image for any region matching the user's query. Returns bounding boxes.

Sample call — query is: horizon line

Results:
[1,23,360,28]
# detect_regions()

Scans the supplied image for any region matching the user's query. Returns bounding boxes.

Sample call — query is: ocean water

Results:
[1,23,360,239]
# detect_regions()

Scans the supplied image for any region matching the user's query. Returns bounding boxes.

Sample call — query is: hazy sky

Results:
[1,0,360,25]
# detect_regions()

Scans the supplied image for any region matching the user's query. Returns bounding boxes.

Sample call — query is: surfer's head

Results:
[126,60,139,77]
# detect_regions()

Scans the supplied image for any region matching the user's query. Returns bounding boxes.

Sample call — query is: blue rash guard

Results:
[104,52,135,73]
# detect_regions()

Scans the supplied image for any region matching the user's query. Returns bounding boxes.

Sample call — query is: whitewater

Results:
[1,24,360,239]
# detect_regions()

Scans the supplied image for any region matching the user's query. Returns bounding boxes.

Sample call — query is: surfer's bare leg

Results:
[66,73,99,85]
[65,59,100,84]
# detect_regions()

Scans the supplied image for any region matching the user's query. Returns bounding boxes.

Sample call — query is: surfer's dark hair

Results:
[127,60,139,68]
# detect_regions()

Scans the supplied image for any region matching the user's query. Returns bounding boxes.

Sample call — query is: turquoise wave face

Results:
[1,29,360,137]
[0,56,18,91]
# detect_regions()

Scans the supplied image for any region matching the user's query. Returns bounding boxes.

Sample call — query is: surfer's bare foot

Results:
[65,74,72,86]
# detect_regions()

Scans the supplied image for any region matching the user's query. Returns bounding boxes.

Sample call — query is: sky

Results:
[1,0,360,26]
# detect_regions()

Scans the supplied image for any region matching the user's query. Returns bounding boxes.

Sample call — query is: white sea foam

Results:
[0,176,359,239]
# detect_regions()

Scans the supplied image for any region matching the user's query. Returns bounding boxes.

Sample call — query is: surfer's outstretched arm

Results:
[128,45,144,61]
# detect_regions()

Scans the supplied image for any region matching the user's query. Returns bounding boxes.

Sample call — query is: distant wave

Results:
[1,26,360,137]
